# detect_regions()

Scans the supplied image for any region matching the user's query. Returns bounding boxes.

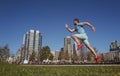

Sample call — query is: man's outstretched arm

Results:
[65,24,75,33]
[83,22,96,32]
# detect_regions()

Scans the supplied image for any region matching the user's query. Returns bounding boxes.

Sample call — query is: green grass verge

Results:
[0,62,120,76]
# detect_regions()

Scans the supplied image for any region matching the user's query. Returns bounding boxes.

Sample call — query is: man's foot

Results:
[77,43,83,50]
[95,55,100,63]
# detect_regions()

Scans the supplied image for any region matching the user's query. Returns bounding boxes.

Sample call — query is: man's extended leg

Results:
[85,44,99,63]
[72,34,83,50]
[85,44,97,57]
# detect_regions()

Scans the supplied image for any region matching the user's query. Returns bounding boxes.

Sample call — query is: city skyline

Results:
[0,0,120,55]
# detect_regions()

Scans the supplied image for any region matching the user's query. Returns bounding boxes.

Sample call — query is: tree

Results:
[79,46,85,62]
[85,47,98,63]
[29,51,36,61]
[100,53,104,62]
[72,50,79,61]
[64,50,70,60]
[16,56,20,64]
[49,53,54,60]
[0,55,1,62]
[0,47,2,58]
[0,45,10,62]
[40,46,53,61]
[86,51,92,61]
[3,44,10,57]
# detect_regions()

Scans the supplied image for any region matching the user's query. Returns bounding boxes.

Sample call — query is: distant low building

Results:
[100,40,120,63]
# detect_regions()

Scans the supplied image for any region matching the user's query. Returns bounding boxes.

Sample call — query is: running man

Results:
[65,18,99,63]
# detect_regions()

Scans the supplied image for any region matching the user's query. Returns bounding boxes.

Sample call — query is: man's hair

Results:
[73,18,79,23]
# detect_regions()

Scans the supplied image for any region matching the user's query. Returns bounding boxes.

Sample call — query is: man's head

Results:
[73,18,79,25]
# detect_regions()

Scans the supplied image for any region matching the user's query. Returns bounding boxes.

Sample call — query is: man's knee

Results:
[72,35,76,38]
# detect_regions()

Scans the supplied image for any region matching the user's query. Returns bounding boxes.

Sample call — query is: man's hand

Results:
[65,24,75,33]
[65,24,69,29]
[91,26,96,32]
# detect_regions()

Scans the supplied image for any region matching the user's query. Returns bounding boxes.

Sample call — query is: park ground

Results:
[0,62,120,76]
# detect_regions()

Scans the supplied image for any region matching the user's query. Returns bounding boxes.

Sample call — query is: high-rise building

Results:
[55,50,60,60]
[23,30,42,62]
[64,36,72,60]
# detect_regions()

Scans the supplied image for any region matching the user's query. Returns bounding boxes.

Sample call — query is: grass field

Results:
[0,62,120,76]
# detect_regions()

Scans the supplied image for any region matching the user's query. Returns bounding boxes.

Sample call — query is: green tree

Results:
[0,56,1,62]
[64,50,70,60]
[3,44,10,56]
[49,53,54,60]
[40,46,52,61]
[29,51,36,61]
[0,45,10,62]
[72,50,79,61]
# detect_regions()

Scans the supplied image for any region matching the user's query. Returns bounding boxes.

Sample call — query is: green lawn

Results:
[0,62,120,76]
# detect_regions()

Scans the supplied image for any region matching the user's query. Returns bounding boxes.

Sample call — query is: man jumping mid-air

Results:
[65,18,99,63]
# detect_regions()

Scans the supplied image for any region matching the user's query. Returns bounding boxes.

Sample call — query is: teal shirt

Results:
[75,22,86,34]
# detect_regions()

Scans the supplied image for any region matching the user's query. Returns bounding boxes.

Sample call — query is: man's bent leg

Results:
[72,34,83,50]
[72,34,80,44]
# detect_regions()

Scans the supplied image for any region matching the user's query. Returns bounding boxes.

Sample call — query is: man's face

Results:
[73,21,78,25]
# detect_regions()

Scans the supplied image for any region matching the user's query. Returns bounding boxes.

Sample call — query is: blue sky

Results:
[0,0,120,55]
